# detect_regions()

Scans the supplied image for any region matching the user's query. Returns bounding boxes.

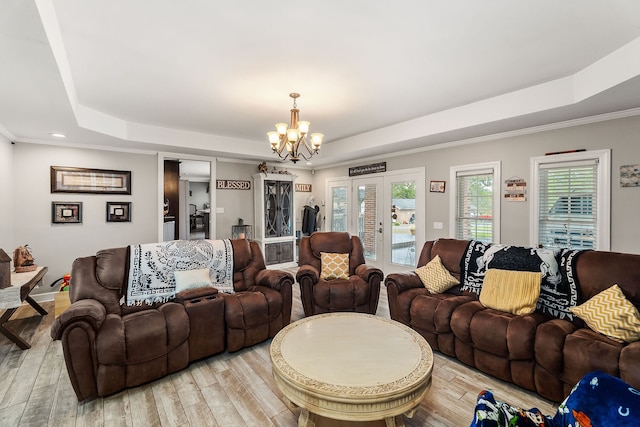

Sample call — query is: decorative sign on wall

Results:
[295,183,312,192]
[620,164,640,187]
[216,180,251,190]
[504,177,527,201]
[349,162,386,177]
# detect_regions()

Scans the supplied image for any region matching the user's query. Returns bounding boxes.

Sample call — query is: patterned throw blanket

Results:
[124,239,233,306]
[460,240,583,320]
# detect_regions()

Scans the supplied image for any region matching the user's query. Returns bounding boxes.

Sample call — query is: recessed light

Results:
[50,133,66,138]
[306,162,312,166]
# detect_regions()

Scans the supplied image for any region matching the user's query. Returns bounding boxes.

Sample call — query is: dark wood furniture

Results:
[0,266,48,349]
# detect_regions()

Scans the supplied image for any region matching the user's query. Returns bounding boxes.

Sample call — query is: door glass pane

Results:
[391,181,416,266]
[331,186,348,232]
[357,184,377,259]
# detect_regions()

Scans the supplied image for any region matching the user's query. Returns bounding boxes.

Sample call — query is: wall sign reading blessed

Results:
[348,162,386,177]
[216,180,251,190]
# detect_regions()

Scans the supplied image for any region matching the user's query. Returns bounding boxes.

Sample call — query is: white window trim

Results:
[530,149,610,250]
[449,161,501,243]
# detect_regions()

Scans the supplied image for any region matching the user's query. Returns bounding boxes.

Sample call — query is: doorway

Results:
[326,168,425,273]
[158,154,216,242]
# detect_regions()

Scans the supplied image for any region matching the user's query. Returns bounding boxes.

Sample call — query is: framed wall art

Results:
[429,180,446,193]
[106,202,131,222]
[51,166,132,194]
[52,202,82,224]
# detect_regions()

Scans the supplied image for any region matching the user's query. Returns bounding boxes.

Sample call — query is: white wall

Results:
[214,161,315,239]
[312,114,640,254]
[13,143,158,295]
[0,136,13,253]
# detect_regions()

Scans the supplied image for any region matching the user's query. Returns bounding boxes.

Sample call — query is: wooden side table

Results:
[0,266,48,349]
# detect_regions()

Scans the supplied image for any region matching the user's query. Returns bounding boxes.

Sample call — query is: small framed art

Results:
[106,202,131,222]
[52,202,82,224]
[429,180,446,193]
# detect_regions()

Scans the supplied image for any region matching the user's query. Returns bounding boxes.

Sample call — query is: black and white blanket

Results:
[460,240,583,320]
[124,239,233,306]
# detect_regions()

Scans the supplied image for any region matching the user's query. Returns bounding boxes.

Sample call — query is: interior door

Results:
[353,177,384,266]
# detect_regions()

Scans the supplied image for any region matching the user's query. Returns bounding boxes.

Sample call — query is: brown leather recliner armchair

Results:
[51,239,293,401]
[296,232,383,316]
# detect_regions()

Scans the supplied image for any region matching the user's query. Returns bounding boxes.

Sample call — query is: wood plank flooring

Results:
[0,272,557,426]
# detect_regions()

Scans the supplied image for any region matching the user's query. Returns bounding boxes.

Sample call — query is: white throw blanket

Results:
[124,239,233,306]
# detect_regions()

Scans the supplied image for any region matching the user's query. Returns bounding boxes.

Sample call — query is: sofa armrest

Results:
[255,269,294,292]
[296,264,319,284]
[384,272,423,294]
[50,299,107,340]
[355,264,384,284]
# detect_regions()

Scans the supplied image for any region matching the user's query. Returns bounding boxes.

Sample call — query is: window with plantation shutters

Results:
[531,150,610,251]
[450,162,501,243]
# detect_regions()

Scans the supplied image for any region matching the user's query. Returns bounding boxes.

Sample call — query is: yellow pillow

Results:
[320,252,350,280]
[479,269,542,315]
[570,284,640,343]
[415,255,459,293]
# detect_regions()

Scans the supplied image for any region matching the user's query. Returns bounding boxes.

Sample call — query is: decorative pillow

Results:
[479,269,542,315]
[174,268,214,293]
[415,255,459,294]
[570,284,640,343]
[320,252,350,280]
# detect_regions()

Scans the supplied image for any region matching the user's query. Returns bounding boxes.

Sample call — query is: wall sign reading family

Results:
[51,166,131,194]
[216,180,251,190]
[295,183,312,192]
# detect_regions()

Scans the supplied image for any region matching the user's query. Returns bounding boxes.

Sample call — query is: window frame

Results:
[530,149,610,250]
[449,161,501,244]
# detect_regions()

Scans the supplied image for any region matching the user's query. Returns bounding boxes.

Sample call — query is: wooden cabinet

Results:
[254,173,297,267]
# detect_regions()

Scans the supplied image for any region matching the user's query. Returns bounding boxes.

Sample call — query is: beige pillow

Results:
[479,269,542,315]
[320,252,350,280]
[174,268,214,293]
[570,284,640,343]
[415,255,459,293]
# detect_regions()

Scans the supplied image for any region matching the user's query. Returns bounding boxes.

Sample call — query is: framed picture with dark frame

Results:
[52,202,82,224]
[430,180,446,193]
[106,202,131,222]
[51,166,132,194]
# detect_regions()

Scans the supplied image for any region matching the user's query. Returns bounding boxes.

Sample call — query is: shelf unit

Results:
[253,173,297,267]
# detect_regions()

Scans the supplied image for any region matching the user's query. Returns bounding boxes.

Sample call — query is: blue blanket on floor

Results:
[471,371,640,427]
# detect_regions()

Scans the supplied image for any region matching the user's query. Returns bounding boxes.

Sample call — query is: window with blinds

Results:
[537,160,597,249]
[455,168,495,243]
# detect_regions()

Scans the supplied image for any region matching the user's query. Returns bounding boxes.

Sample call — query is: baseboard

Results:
[30,291,57,304]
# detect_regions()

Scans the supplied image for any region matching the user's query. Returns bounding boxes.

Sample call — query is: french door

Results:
[326,168,425,273]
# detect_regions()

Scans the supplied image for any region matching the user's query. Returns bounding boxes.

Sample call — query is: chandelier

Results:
[267,93,324,163]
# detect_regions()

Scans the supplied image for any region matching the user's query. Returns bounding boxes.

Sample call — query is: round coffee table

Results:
[270,313,433,427]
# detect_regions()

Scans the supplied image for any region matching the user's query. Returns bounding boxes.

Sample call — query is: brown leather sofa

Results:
[297,232,383,316]
[51,239,293,401]
[385,238,640,402]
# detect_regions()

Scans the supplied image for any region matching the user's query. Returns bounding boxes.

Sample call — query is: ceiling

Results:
[2,1,640,168]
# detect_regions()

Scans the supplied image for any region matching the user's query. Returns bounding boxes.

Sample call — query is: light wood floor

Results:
[0,274,557,426]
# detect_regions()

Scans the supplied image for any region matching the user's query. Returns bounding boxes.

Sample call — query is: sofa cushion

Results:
[570,284,640,343]
[479,269,541,315]
[320,252,350,280]
[415,255,459,293]
[174,268,215,293]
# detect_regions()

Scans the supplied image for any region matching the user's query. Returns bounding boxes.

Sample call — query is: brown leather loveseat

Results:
[51,239,293,401]
[385,238,640,402]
